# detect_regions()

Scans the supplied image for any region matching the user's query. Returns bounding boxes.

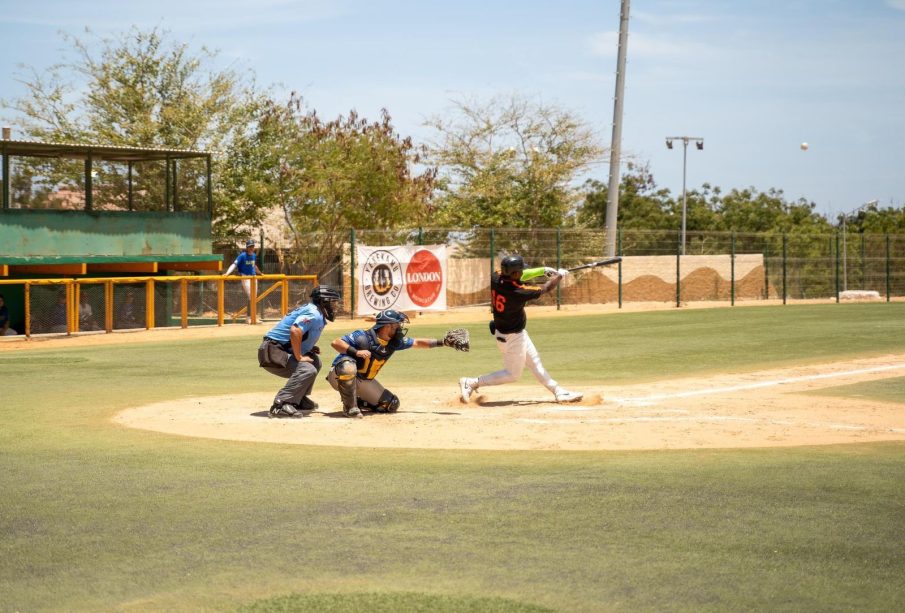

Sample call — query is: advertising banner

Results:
[355,244,447,315]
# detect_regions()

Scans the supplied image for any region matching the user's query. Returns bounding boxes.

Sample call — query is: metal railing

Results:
[0,274,318,338]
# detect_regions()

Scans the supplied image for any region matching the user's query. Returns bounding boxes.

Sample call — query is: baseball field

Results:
[2,302,904,612]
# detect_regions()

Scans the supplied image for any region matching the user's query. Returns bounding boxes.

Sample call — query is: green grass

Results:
[804,376,905,406]
[1,303,905,612]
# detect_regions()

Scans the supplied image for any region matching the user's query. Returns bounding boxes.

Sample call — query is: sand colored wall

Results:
[445,254,767,306]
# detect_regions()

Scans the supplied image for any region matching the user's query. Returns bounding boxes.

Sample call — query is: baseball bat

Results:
[567,256,622,272]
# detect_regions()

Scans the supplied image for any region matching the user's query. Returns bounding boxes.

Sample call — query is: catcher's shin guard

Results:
[333,358,360,416]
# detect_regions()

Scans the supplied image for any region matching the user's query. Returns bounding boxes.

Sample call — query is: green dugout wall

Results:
[0,209,212,257]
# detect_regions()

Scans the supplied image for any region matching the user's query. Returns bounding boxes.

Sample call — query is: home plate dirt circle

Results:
[113,355,905,451]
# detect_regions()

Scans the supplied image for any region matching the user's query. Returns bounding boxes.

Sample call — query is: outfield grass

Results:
[1,303,904,612]
[805,376,905,406]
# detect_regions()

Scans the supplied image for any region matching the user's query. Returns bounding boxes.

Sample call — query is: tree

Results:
[578,163,673,229]
[2,27,261,234]
[224,93,437,274]
[425,94,605,228]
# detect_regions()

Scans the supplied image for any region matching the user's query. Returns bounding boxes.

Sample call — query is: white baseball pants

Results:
[477,329,558,392]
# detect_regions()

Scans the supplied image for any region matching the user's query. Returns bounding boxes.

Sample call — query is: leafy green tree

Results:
[425,94,604,229]
[224,93,437,274]
[846,202,905,234]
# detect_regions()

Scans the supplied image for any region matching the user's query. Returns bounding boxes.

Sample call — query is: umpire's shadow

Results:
[250,409,315,419]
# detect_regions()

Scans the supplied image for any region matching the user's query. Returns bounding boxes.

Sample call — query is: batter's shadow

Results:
[475,399,550,408]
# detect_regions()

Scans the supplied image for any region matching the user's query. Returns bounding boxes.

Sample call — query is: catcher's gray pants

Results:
[326,362,387,409]
[264,353,322,407]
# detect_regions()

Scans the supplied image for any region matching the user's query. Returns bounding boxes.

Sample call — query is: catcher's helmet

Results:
[500,254,526,277]
[374,309,409,342]
[374,309,409,327]
[310,285,341,321]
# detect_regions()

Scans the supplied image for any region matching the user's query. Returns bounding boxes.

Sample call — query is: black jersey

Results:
[490,271,545,334]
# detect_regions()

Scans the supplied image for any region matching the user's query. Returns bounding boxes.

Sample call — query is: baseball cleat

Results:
[343,406,363,419]
[554,389,583,403]
[459,377,478,403]
[269,403,300,418]
[298,397,318,412]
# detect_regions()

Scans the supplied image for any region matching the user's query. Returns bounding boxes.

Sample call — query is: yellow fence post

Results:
[145,280,155,329]
[282,278,289,316]
[105,281,113,332]
[217,278,224,326]
[24,282,31,339]
[249,278,257,325]
[181,279,188,328]
[73,282,81,333]
[65,281,73,335]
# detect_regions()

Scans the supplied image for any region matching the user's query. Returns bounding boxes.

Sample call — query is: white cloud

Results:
[887,0,905,9]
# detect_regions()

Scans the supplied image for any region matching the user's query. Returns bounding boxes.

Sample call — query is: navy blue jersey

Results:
[332,328,414,380]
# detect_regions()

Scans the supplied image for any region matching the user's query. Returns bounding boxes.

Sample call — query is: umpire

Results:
[258,286,341,418]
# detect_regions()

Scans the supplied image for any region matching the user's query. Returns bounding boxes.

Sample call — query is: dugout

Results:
[0,137,222,333]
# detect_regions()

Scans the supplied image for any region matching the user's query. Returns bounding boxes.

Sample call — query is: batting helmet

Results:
[500,254,525,277]
[310,285,341,321]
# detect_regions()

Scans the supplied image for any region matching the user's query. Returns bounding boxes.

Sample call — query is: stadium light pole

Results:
[840,198,879,291]
[665,136,703,255]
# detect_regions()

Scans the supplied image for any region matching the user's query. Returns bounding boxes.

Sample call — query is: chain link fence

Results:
[4,228,902,338]
[247,227,905,309]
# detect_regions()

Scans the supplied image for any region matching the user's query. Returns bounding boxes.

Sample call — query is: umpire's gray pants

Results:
[264,353,321,407]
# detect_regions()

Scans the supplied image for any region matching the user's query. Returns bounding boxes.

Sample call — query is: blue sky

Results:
[1,0,903,219]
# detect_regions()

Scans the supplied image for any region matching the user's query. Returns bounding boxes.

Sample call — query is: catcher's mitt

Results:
[442,328,470,352]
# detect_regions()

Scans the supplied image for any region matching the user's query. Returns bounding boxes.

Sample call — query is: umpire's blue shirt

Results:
[265,304,325,354]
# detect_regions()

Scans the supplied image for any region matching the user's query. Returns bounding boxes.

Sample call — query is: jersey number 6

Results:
[492,291,506,313]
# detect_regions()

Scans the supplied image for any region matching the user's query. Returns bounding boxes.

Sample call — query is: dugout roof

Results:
[0,138,212,162]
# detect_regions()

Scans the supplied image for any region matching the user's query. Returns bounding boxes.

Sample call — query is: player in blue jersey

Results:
[223,239,264,323]
[326,309,456,418]
[258,286,341,418]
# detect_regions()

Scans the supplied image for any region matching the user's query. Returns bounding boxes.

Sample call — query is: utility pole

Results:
[604,0,631,258]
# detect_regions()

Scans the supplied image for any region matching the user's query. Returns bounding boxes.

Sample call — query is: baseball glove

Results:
[442,328,470,352]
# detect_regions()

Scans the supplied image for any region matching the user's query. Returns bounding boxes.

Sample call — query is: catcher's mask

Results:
[310,285,341,321]
[500,254,526,279]
[374,309,409,343]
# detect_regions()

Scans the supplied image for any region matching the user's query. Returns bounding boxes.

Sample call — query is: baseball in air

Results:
[800,142,809,151]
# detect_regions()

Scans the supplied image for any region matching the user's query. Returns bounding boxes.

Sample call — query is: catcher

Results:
[327,309,469,418]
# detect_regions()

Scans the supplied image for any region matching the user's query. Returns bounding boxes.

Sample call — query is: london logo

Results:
[406,249,443,308]
[362,250,403,309]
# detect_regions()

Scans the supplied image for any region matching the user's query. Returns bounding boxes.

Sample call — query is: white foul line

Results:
[607,363,905,405]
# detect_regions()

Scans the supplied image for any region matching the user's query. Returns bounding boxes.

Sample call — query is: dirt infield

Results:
[115,353,905,451]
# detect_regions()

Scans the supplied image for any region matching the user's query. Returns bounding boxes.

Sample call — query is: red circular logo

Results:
[405,249,443,308]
